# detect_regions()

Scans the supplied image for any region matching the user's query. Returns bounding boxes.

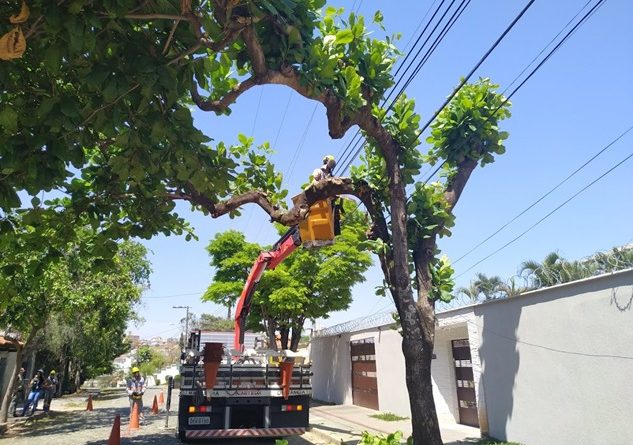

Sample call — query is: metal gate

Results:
[350,338,378,410]
[452,339,479,427]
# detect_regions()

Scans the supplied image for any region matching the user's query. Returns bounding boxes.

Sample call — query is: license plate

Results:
[188,416,211,425]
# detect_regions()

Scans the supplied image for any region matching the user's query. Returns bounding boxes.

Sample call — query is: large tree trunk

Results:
[401,312,442,445]
[289,318,304,352]
[373,125,443,444]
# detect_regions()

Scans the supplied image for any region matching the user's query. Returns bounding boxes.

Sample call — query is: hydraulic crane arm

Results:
[233,227,302,351]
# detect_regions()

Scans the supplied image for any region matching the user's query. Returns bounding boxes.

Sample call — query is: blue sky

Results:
[134,0,633,339]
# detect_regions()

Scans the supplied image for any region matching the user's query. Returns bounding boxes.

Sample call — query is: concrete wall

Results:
[311,317,474,420]
[0,350,18,403]
[310,331,353,404]
[475,269,633,445]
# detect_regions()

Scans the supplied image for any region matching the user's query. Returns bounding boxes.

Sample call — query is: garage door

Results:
[350,338,378,410]
[452,338,479,427]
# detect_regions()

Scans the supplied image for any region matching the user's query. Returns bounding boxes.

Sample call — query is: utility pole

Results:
[173,305,191,349]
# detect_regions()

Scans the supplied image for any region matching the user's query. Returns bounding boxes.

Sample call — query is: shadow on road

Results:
[8,407,129,438]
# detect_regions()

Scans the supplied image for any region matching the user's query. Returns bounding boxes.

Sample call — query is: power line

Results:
[251,87,264,136]
[143,291,204,299]
[454,123,633,265]
[272,91,293,149]
[336,0,472,174]
[420,0,607,186]
[456,143,633,278]
[284,103,318,188]
[337,0,536,176]
[418,0,536,135]
[334,0,452,172]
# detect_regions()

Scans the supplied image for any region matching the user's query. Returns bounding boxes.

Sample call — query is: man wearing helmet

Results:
[127,367,146,421]
[42,369,58,412]
[311,155,336,184]
[310,155,343,236]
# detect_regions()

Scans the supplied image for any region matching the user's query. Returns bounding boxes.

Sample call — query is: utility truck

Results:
[176,198,337,441]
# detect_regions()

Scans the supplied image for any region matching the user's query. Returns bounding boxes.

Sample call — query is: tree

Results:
[0,226,149,420]
[1,3,511,442]
[203,231,262,319]
[196,314,234,332]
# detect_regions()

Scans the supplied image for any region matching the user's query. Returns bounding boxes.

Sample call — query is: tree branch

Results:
[190,77,257,112]
[444,158,478,210]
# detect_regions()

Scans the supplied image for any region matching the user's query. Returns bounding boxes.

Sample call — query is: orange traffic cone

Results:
[279,361,294,400]
[86,394,94,411]
[150,395,159,415]
[158,390,165,406]
[107,415,121,445]
[129,403,140,430]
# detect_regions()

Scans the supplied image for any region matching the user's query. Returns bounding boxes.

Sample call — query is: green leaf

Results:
[335,29,354,45]
[0,107,18,132]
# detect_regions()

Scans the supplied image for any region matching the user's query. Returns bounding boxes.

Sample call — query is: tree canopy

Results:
[1,1,513,442]
[0,223,150,421]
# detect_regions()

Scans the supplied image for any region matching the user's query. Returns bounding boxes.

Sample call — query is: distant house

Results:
[310,268,633,445]
[0,337,22,404]
[112,353,134,373]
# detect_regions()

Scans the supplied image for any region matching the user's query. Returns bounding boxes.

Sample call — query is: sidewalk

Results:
[308,402,481,445]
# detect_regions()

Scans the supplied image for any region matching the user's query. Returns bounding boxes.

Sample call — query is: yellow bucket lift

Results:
[292,196,335,248]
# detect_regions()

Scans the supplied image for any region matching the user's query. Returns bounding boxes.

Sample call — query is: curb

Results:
[308,425,347,445]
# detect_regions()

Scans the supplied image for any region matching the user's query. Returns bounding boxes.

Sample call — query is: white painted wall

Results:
[310,332,353,404]
[311,319,473,421]
[475,269,633,445]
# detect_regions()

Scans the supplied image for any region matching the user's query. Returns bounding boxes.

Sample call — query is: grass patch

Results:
[370,412,409,422]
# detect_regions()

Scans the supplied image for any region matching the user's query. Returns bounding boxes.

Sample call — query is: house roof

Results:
[0,337,23,351]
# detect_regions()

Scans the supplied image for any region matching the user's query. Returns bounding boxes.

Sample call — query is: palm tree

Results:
[520,251,565,288]
[497,276,529,298]
[473,273,504,300]
[456,282,481,304]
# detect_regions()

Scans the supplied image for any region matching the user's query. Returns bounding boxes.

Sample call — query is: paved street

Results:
[0,387,328,445]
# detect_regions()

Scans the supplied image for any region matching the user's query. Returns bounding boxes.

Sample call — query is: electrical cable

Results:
[334,0,453,172]
[417,0,536,136]
[453,123,633,265]
[284,103,318,188]
[456,144,633,278]
[333,0,443,165]
[251,87,264,136]
[419,0,607,186]
[336,0,470,175]
[336,0,535,176]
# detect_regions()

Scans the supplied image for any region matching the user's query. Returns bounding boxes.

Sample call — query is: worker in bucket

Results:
[310,155,343,236]
[311,154,336,184]
[127,367,146,422]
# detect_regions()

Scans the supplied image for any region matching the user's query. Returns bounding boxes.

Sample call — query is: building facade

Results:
[310,268,633,445]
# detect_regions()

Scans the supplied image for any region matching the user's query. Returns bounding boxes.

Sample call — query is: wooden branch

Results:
[166,177,388,240]
[444,158,478,210]
[123,13,185,20]
[162,19,181,54]
[167,42,201,65]
[190,77,257,112]
[81,84,141,126]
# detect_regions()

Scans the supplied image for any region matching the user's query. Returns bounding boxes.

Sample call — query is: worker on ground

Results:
[311,154,336,184]
[9,367,26,417]
[22,369,45,416]
[42,369,58,412]
[127,367,146,422]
